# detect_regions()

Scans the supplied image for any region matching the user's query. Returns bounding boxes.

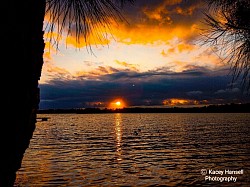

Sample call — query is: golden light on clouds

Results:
[163,98,209,106]
[37,1,247,110]
[75,66,118,79]
[111,24,199,45]
[115,60,139,71]
[65,34,110,48]
[163,98,198,106]
[43,0,205,48]
[142,0,182,21]
[161,42,197,57]
[40,0,225,88]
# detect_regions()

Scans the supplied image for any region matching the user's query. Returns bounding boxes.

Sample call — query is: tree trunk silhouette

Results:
[1,0,46,186]
[0,0,132,185]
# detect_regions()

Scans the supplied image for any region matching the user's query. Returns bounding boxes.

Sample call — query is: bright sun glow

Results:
[108,99,126,109]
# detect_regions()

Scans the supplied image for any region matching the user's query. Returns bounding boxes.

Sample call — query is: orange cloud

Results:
[163,98,206,106]
[143,0,182,21]
[46,65,71,75]
[174,2,203,16]
[193,48,227,68]
[166,43,196,54]
[75,66,118,79]
[115,60,139,71]
[40,63,74,83]
[65,33,110,48]
[112,0,205,45]
[43,1,205,47]
[111,23,200,45]
[177,43,195,52]
[142,3,173,26]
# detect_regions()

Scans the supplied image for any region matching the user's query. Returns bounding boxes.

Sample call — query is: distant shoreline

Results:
[38,103,250,114]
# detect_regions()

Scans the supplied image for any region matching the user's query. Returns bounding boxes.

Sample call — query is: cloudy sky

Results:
[39,0,249,109]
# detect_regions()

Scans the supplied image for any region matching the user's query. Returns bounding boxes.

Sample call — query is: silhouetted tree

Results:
[201,0,250,91]
[1,0,133,186]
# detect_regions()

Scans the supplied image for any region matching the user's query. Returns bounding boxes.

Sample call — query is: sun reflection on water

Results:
[114,113,122,161]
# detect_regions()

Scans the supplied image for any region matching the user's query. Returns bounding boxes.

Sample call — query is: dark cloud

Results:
[39,67,249,109]
[186,90,203,96]
[122,0,206,26]
[40,1,250,109]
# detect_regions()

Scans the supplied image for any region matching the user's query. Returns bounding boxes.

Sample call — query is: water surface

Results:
[15,113,250,186]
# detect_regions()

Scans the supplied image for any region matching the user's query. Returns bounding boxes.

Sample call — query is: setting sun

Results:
[108,99,126,109]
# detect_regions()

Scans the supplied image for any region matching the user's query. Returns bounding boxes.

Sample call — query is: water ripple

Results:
[15,113,250,186]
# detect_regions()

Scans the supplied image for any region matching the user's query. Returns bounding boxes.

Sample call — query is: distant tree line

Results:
[38,103,250,114]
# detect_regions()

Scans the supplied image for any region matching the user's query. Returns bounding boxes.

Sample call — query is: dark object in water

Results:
[36,117,49,121]
[134,130,139,135]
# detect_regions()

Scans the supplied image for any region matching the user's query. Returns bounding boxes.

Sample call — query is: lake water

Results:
[14,113,250,186]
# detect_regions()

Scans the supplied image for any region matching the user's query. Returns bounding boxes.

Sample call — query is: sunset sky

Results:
[39,0,250,109]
